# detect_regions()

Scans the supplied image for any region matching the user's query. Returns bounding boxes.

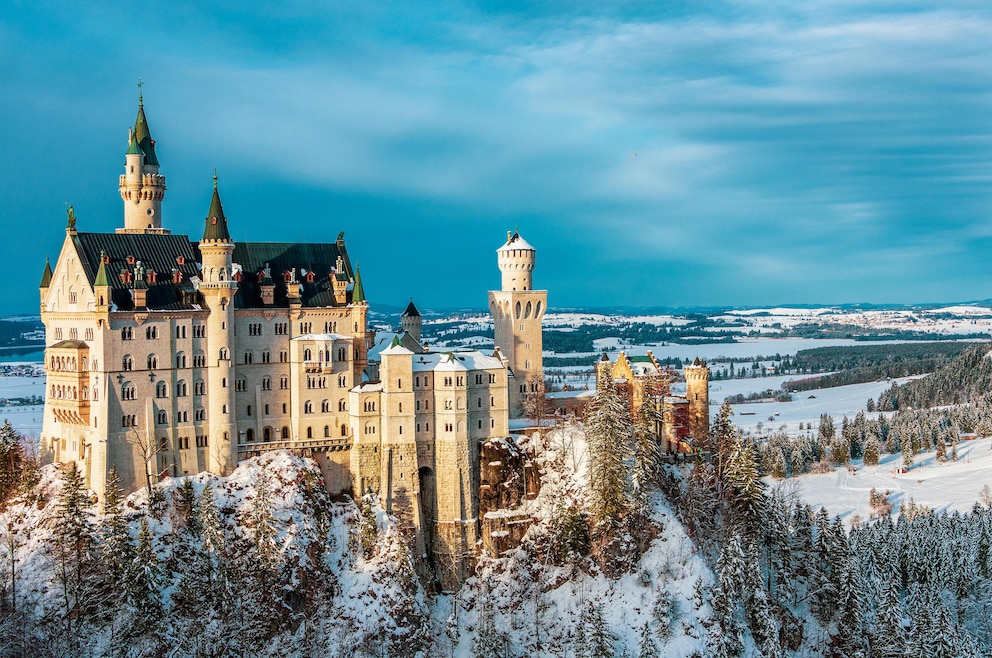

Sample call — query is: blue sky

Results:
[3,1,992,313]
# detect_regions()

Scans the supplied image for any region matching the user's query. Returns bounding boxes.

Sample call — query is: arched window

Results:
[324,425,330,437]
[156,381,167,398]
[147,354,158,370]
[306,426,313,439]
[219,348,229,361]
[176,352,187,368]
[338,399,346,412]
[304,401,313,414]
[321,400,330,413]
[246,428,254,442]
[281,426,290,440]
[304,348,312,361]
[176,380,188,397]
[121,382,136,400]
[263,427,271,442]
[341,424,347,436]
[194,380,205,395]
[122,355,133,371]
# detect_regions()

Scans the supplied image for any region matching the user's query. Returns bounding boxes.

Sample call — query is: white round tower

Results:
[497,231,536,291]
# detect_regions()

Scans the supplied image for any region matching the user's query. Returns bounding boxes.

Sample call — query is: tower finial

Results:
[213,168,218,189]
[137,78,143,105]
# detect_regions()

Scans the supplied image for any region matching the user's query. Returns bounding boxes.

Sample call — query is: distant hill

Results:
[877,342,992,410]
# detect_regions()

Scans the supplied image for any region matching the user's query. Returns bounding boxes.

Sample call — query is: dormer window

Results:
[233,271,243,282]
[305,271,315,283]
[147,270,157,284]
[102,254,111,265]
[173,271,183,283]
[120,271,132,284]
[283,271,292,282]
[126,255,136,265]
[176,256,186,266]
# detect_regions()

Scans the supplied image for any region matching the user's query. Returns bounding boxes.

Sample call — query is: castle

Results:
[594,352,710,452]
[38,94,538,588]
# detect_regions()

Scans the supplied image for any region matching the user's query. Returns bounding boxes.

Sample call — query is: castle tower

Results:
[118,90,168,234]
[684,358,710,441]
[378,339,420,545]
[488,231,546,416]
[198,175,238,474]
[400,299,422,344]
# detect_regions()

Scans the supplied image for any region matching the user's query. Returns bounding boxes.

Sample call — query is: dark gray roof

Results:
[72,232,202,311]
[227,237,359,309]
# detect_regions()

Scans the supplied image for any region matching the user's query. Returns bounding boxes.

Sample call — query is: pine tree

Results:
[127,517,163,630]
[723,440,765,535]
[196,483,229,611]
[631,401,661,508]
[585,370,633,528]
[0,419,23,504]
[863,436,880,466]
[711,401,736,480]
[637,621,659,658]
[935,434,947,462]
[99,466,133,607]
[49,461,99,636]
[873,577,905,658]
[358,494,378,558]
[901,431,914,468]
[581,600,614,658]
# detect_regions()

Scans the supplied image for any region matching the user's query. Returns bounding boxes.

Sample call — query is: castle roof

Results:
[40,257,52,288]
[201,175,231,242]
[72,232,201,310]
[410,350,505,373]
[497,231,534,252]
[133,97,159,167]
[229,237,359,308]
[351,266,365,304]
[402,299,421,317]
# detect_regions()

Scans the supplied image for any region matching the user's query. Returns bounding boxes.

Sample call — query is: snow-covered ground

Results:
[726,377,920,435]
[772,437,992,525]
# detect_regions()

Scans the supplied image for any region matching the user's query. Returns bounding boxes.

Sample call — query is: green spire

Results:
[202,173,231,241]
[390,335,401,347]
[94,251,111,287]
[133,90,159,167]
[126,128,142,156]
[40,256,53,288]
[351,266,365,304]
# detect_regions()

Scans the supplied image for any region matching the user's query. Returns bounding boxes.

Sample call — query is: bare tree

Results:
[125,428,162,498]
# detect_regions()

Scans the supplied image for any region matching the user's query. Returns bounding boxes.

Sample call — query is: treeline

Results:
[877,342,992,410]
[780,322,988,341]
[782,342,974,393]
[674,403,992,655]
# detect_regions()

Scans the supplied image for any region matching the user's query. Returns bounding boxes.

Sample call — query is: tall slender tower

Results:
[118,90,168,233]
[199,175,238,474]
[488,231,546,416]
[684,358,710,441]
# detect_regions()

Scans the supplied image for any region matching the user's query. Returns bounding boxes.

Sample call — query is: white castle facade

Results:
[39,94,545,587]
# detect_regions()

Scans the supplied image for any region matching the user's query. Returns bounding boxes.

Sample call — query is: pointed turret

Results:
[133,92,159,167]
[351,266,366,304]
[40,256,52,288]
[400,298,422,343]
[94,250,112,310]
[119,88,167,233]
[94,251,111,287]
[202,173,231,242]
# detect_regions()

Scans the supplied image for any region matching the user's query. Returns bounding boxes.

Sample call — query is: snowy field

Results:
[772,437,992,525]
[725,377,920,435]
[0,370,46,438]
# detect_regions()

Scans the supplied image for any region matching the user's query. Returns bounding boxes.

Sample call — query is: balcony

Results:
[237,435,352,458]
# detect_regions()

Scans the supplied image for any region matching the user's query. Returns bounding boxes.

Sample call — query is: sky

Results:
[2,1,992,313]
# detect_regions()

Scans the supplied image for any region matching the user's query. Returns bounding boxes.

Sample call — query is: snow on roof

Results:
[292,332,351,342]
[381,342,414,356]
[410,350,505,372]
[546,389,596,399]
[497,233,534,252]
[355,382,384,392]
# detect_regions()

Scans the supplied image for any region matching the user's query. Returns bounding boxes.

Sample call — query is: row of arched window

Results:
[50,384,87,400]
